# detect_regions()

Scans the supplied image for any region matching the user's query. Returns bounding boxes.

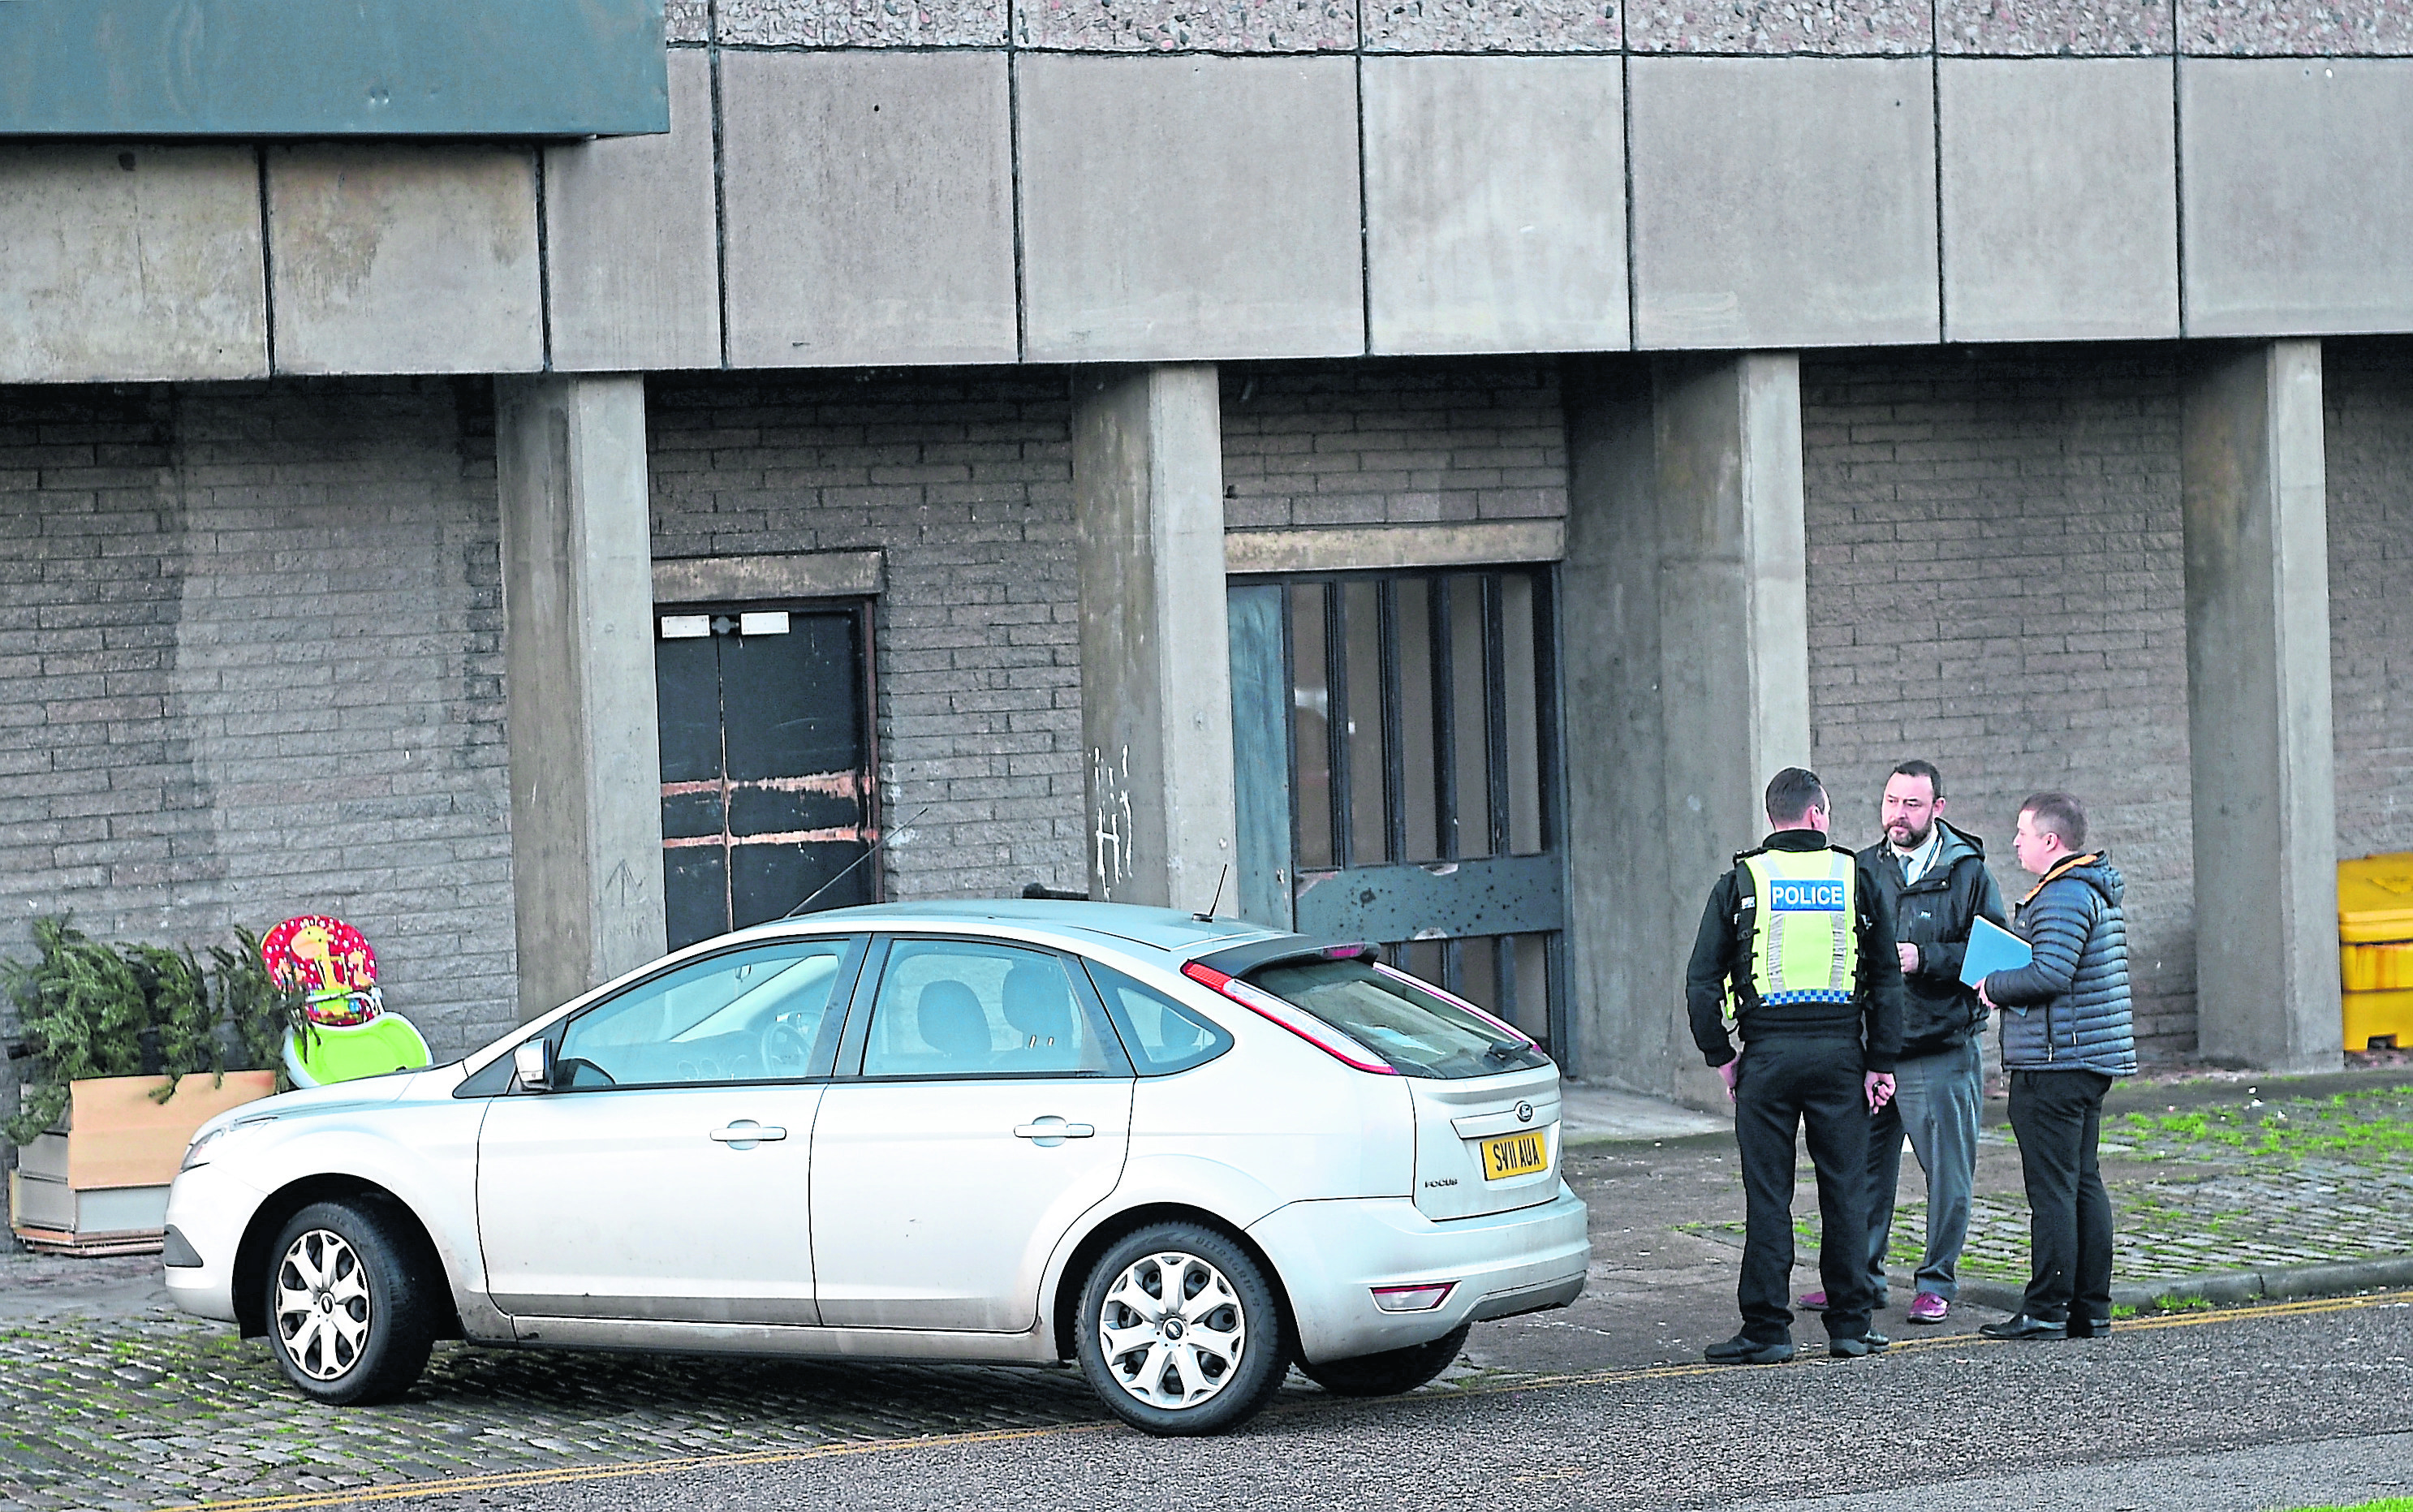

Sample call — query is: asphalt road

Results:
[268,1294,2413,1512]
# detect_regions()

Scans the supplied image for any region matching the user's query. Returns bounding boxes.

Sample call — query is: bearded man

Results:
[1799,760,2006,1326]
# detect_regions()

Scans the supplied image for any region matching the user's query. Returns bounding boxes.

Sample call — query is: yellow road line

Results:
[170,1289,2413,1511]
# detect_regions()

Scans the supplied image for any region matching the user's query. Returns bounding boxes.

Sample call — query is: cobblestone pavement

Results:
[1683,1083,2413,1293]
[6,1079,2410,1510]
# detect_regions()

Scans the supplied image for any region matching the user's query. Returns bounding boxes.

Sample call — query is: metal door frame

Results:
[1226,566,1571,1059]
[653,595,884,933]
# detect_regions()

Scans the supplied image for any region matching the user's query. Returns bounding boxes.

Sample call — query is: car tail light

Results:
[1371,1282,1457,1312]
[1180,962,1399,1075]
[1372,961,1534,1048]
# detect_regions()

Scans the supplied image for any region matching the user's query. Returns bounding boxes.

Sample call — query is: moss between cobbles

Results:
[2116,1088,2413,1165]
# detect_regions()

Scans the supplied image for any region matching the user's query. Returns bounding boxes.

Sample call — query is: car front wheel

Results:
[1297,1322,1471,1397]
[264,1198,437,1406]
[1075,1223,1288,1436]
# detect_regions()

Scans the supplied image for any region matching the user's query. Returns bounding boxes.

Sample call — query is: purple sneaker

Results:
[1795,1290,1828,1310]
[1908,1293,1950,1325]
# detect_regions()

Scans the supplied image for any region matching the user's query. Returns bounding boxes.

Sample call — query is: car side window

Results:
[1084,961,1235,1075]
[861,939,1126,1079]
[554,937,856,1089]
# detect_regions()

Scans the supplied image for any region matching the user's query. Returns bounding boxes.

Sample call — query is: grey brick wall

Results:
[0,379,518,1129]
[1219,359,1567,531]
[1799,348,2200,1061]
[2326,338,2413,863]
[647,371,1088,900]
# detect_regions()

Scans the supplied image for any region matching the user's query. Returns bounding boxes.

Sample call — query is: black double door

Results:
[654,602,876,950]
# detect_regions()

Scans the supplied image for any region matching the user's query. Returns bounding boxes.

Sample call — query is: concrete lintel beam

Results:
[2181,339,2344,1071]
[1075,364,1239,913]
[497,373,668,1023]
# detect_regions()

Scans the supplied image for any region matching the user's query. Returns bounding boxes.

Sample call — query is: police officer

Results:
[1686,766,1908,1363]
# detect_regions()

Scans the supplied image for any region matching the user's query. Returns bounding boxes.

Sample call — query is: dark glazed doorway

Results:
[1226,567,1569,1057]
[654,601,877,950]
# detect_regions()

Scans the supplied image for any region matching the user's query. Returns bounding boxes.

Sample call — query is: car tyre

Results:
[1075,1223,1288,1437]
[1297,1322,1471,1398]
[264,1198,437,1406]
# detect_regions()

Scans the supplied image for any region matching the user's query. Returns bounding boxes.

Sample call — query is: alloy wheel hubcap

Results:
[1097,1250,1246,1410]
[274,1229,373,1381]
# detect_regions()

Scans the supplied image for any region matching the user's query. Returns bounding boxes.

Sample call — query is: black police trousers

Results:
[1733,1032,1877,1344]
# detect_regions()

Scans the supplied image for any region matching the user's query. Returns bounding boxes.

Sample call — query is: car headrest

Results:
[916,980,991,1061]
[1002,961,1075,1046]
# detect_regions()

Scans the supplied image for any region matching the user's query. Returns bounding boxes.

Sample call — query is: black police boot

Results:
[1704,1334,1796,1365]
[1829,1330,1890,1358]
[1979,1313,2068,1341]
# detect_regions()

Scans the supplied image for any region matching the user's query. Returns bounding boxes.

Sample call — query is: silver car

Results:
[164,901,1588,1435]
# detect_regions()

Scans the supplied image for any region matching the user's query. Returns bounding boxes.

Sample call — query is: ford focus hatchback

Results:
[164,901,1588,1435]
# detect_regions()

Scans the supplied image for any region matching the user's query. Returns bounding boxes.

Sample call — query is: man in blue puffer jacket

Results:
[1975,790,2136,1341]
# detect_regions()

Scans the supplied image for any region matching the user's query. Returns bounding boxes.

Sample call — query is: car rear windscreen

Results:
[1244,958,1552,1079]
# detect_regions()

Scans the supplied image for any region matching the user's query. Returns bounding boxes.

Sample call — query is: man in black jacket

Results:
[1799,760,2007,1326]
[1686,767,1908,1365]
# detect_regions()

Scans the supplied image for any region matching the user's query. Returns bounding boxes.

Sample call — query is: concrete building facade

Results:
[7,0,2413,1118]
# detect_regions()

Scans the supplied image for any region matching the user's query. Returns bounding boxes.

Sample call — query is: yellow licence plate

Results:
[1480,1131,1549,1180]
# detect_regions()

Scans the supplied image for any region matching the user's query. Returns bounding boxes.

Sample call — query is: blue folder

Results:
[1959,915,2033,991]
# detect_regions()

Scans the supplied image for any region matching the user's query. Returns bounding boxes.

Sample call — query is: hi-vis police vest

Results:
[1731,847,1860,1022]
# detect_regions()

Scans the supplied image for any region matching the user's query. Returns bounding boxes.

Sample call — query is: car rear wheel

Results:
[265,1199,437,1406]
[1297,1322,1471,1397]
[1075,1223,1287,1436]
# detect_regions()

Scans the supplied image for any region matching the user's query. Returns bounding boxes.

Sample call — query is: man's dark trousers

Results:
[2007,1068,2116,1324]
[1733,1033,1877,1343]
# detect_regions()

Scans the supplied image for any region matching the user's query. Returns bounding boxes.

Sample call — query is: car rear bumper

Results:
[1247,1183,1589,1365]
[161,1162,263,1325]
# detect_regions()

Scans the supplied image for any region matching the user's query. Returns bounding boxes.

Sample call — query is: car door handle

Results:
[1014,1117,1097,1144]
[709,1122,787,1145]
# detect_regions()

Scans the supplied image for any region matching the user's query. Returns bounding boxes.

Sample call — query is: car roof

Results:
[791,898,1283,955]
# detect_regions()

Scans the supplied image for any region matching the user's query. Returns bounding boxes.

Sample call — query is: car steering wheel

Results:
[760,1014,815,1076]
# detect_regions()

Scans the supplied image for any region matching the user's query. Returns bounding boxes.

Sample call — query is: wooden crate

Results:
[9,1070,275,1251]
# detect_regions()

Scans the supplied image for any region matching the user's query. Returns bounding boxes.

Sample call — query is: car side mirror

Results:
[512,1039,554,1092]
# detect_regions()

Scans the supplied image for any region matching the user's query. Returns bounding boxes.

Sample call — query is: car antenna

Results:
[1194,863,1230,923]
[783,803,933,920]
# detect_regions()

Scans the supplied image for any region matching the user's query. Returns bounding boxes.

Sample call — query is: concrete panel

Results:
[1940,59,2178,343]
[2182,60,2413,337]
[665,1,712,41]
[2181,2,2413,55]
[546,50,721,373]
[833,0,1007,45]
[0,146,266,382]
[722,52,1016,368]
[267,147,541,376]
[1364,0,1618,52]
[1363,58,1628,356]
[719,0,819,43]
[1222,519,1564,573]
[1627,0,1927,53]
[1628,58,1938,349]
[1940,0,2170,54]
[1018,0,1351,51]
[2182,341,2342,1071]
[1020,56,1362,363]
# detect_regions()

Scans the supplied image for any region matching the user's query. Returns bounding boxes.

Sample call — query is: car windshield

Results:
[1243,958,1551,1079]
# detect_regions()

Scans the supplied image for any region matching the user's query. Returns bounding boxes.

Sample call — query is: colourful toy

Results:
[261,915,432,1088]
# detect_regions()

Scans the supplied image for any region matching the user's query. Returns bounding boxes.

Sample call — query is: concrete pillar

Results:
[495,374,667,1022]
[1072,364,1238,913]
[2181,341,2343,1071]
[1561,352,1812,1104]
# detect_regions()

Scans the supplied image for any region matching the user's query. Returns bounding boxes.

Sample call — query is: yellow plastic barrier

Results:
[2339,854,2413,1049]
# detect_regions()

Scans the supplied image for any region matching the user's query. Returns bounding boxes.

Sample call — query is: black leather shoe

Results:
[2068,1314,2112,1339]
[1979,1314,2067,1341]
[1704,1334,1796,1365]
[1829,1331,1891,1358]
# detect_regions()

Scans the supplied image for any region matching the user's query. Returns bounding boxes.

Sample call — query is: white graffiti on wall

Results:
[1092,744,1135,897]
